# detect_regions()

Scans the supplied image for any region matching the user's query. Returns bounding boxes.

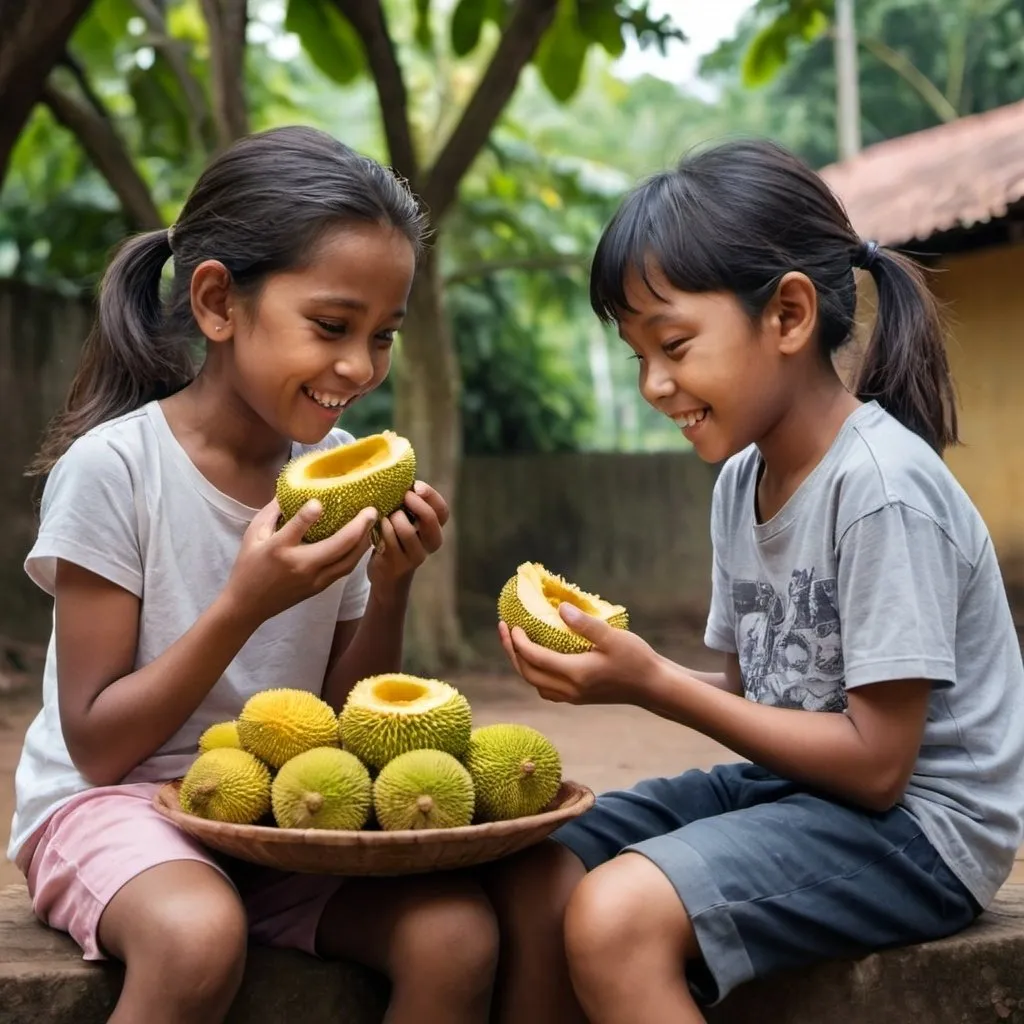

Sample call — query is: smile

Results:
[673,408,709,429]
[302,385,352,411]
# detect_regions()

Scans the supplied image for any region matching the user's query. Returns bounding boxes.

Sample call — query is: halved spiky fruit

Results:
[339,674,473,770]
[373,749,475,830]
[197,720,241,753]
[276,430,416,543]
[463,723,562,821]
[498,562,629,654]
[179,748,272,824]
[271,747,372,830]
[237,688,340,770]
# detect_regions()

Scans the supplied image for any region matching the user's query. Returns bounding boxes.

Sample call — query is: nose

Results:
[640,360,676,407]
[334,342,375,388]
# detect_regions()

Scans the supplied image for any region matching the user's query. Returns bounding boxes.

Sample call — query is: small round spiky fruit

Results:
[373,749,475,831]
[276,431,416,542]
[271,747,372,830]
[179,748,272,824]
[197,720,241,753]
[463,724,562,821]
[236,688,339,770]
[498,562,629,654]
[339,674,473,770]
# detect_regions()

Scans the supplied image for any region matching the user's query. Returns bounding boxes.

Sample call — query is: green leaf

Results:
[451,0,487,56]
[741,5,829,87]
[576,1,625,57]
[534,0,589,103]
[414,0,433,51]
[285,0,365,85]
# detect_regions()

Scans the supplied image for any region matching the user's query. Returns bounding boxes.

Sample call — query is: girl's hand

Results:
[224,498,377,626]
[498,604,660,706]
[367,480,450,589]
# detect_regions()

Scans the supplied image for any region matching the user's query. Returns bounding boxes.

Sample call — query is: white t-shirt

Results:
[8,401,371,862]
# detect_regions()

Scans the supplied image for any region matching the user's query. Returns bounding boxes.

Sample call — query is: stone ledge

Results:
[3,882,1024,1023]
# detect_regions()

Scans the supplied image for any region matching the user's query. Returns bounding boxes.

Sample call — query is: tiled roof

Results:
[818,99,1024,247]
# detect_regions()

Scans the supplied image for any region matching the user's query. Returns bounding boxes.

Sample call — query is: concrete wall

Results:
[934,243,1024,601]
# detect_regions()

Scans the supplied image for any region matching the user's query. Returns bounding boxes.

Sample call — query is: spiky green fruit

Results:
[197,720,241,753]
[276,430,416,543]
[271,747,372,830]
[179,747,272,824]
[373,749,475,830]
[339,674,472,770]
[237,688,339,770]
[463,724,562,821]
[498,562,629,654]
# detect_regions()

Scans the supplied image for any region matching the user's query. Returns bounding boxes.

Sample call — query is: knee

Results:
[390,883,499,995]
[564,854,691,989]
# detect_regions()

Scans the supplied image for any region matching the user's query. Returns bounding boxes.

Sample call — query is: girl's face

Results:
[614,263,804,463]
[214,222,416,445]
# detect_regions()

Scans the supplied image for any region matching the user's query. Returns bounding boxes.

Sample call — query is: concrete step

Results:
[3,882,1024,1022]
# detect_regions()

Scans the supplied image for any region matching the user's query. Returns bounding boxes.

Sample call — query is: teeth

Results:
[675,409,708,428]
[304,386,348,409]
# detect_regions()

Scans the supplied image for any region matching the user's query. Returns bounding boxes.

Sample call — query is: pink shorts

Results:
[16,782,345,961]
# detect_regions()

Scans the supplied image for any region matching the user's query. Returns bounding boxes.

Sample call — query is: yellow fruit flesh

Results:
[237,688,340,770]
[463,723,562,821]
[271,747,372,830]
[275,431,416,543]
[179,748,272,824]
[373,749,476,830]
[340,674,473,770]
[498,562,628,654]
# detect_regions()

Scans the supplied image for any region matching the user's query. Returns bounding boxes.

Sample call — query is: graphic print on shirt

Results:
[732,569,847,712]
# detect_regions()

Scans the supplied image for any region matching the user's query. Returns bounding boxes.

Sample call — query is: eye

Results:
[375,329,397,344]
[626,352,644,362]
[313,319,346,335]
[663,338,690,355]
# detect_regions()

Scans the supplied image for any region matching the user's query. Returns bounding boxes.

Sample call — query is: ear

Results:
[764,271,817,356]
[190,260,236,342]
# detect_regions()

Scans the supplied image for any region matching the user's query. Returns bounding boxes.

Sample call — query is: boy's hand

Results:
[498,603,660,706]
[367,480,450,589]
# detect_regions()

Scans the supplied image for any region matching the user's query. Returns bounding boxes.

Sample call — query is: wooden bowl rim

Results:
[153,778,594,846]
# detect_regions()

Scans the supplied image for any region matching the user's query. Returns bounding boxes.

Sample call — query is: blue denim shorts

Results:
[552,761,981,1005]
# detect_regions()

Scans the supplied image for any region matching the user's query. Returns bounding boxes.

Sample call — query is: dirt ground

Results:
[2,625,1022,889]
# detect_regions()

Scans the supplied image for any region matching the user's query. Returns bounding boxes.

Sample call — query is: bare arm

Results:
[643,656,931,812]
[55,560,257,787]
[684,652,744,695]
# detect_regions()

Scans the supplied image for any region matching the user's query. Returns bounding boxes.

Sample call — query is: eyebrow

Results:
[310,296,406,318]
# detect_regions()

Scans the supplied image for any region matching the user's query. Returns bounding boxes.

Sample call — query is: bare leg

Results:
[315,870,499,1024]
[565,852,705,1024]
[481,840,588,1024]
[97,860,248,1024]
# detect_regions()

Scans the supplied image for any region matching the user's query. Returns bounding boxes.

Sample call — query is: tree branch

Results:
[859,36,958,123]
[199,0,250,148]
[0,0,93,186]
[445,253,587,286]
[41,74,164,231]
[419,0,558,222]
[330,0,418,184]
[132,0,211,152]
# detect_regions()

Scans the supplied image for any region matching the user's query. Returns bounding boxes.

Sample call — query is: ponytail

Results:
[29,227,195,475]
[853,242,959,453]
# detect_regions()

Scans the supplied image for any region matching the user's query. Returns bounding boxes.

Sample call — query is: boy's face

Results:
[229,222,415,445]
[613,262,793,464]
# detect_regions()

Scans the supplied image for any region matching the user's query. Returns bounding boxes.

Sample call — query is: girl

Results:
[8,126,498,1024]
[487,138,1024,1024]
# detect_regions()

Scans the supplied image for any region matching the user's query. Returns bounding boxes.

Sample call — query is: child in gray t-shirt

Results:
[491,137,1024,1023]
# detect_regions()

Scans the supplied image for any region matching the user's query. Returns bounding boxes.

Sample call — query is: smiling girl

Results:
[488,138,1024,1024]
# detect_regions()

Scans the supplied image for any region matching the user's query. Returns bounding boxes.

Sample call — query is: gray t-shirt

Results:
[8,401,371,862]
[705,401,1024,908]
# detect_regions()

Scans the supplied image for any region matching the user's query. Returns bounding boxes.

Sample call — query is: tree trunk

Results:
[199,0,249,147]
[394,242,466,673]
[0,0,94,185]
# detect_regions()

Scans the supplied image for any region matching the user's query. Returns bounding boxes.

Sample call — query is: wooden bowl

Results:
[153,779,594,876]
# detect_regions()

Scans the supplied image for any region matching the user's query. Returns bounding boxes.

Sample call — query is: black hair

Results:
[589,137,958,453]
[31,125,426,474]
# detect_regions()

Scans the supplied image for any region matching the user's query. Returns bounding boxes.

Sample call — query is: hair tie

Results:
[167,223,176,250]
[854,239,879,270]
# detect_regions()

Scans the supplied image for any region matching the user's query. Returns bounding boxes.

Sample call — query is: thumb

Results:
[558,603,614,645]
[275,499,323,544]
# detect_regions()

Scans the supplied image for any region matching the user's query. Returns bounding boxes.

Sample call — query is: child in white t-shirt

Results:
[9,126,497,1024]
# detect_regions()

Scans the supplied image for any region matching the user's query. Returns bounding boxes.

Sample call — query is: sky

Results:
[612,0,757,84]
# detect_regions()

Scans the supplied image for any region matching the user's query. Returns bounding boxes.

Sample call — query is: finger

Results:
[497,621,524,676]
[400,492,443,552]
[412,481,450,527]
[557,603,618,650]
[273,499,323,545]
[508,626,593,679]
[249,498,285,540]
[383,507,420,560]
[305,507,377,560]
